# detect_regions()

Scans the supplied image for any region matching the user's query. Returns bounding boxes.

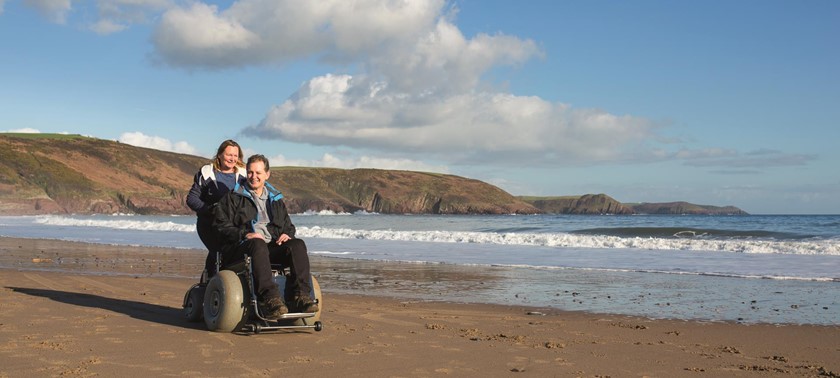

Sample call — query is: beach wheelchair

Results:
[182,252,323,333]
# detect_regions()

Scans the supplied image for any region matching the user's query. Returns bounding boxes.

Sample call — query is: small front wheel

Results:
[314,321,323,332]
[183,284,205,322]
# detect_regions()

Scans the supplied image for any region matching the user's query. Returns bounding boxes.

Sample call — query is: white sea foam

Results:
[6,214,837,325]
[33,215,195,233]
[310,251,356,256]
[24,215,840,256]
[298,210,352,216]
[296,209,379,216]
[297,227,840,256]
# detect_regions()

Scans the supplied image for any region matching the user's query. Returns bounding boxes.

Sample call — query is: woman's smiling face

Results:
[219,146,240,172]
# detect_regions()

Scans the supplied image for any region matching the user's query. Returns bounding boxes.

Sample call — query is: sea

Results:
[1,213,838,326]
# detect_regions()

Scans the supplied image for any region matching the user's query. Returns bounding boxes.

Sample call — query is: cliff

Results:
[520,196,748,215]
[0,133,204,215]
[0,133,746,216]
[0,134,537,215]
[271,167,538,214]
[627,202,748,215]
[517,194,633,215]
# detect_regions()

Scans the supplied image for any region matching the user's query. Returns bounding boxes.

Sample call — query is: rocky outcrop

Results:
[629,202,747,215]
[519,194,634,215]
[521,196,748,215]
[272,168,539,215]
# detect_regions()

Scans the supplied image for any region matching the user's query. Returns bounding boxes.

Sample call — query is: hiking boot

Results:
[259,296,288,319]
[290,295,319,313]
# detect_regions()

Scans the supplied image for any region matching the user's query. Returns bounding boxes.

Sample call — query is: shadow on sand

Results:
[7,286,204,330]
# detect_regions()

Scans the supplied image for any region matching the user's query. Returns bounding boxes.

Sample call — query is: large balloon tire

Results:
[183,284,205,322]
[292,275,322,326]
[203,270,245,332]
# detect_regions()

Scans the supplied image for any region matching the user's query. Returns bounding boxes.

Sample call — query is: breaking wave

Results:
[29,215,839,256]
[299,226,839,256]
[33,215,195,233]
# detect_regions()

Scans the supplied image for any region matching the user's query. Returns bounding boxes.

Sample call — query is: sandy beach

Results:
[1,237,838,377]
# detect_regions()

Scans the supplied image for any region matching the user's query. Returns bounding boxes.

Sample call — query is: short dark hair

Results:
[246,154,270,171]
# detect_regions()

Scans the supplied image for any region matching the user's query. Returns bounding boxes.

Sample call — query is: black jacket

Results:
[213,181,296,254]
[186,164,247,225]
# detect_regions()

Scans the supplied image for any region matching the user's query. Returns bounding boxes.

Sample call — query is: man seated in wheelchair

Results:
[213,154,319,319]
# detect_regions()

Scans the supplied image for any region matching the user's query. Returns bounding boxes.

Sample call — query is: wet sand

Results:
[1,237,838,377]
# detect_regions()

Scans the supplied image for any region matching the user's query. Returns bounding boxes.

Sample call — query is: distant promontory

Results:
[0,133,747,216]
[518,194,747,215]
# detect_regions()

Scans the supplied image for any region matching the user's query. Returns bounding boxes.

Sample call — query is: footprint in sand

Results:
[287,355,313,363]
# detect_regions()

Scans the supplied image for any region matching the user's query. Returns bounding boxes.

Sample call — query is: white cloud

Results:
[151,0,445,69]
[89,18,127,34]
[89,0,172,34]
[118,132,198,155]
[267,152,449,174]
[152,2,262,65]
[23,0,72,23]
[371,19,541,94]
[681,149,814,168]
[245,74,656,166]
[158,0,653,166]
[18,0,172,33]
[0,0,6,15]
[13,0,664,167]
[3,128,41,133]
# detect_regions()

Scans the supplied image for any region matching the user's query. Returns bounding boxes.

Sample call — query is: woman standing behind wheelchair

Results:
[186,139,247,279]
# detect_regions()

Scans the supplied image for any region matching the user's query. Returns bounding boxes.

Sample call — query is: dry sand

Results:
[0,237,838,377]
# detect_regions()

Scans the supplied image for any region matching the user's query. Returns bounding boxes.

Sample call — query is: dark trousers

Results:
[224,238,312,301]
[196,220,220,276]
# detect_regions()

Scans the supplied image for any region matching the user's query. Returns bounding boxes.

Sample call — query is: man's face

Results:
[246,160,270,192]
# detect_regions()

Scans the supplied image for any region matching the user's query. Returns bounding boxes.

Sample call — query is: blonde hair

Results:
[211,139,245,171]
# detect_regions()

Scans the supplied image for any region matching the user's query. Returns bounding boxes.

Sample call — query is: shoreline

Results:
[3,236,838,326]
[1,237,839,376]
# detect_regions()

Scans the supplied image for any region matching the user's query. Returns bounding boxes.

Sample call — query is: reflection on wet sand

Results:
[316,257,509,301]
[3,236,839,325]
[0,237,203,278]
[0,236,512,305]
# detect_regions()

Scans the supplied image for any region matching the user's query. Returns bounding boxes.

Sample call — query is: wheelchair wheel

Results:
[292,275,322,326]
[203,270,245,332]
[183,284,205,322]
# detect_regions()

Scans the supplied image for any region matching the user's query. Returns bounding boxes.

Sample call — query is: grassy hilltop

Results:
[0,134,536,215]
[0,133,745,216]
[0,133,206,214]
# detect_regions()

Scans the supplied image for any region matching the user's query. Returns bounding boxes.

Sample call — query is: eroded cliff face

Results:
[272,168,538,215]
[522,194,634,215]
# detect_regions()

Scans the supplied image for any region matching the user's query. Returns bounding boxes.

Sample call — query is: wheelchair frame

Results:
[183,252,323,333]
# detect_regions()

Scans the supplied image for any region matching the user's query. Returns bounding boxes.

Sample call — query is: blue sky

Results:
[1,0,838,214]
